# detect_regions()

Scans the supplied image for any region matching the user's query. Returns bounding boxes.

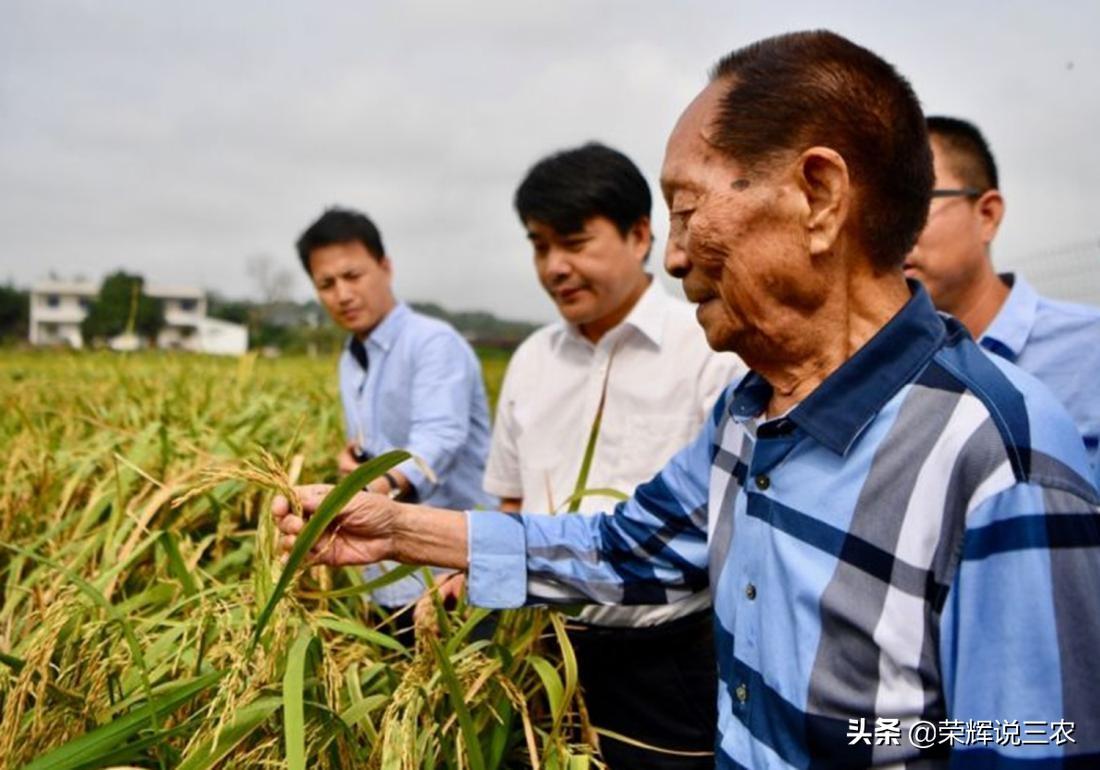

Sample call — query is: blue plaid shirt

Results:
[467,285,1100,768]
[980,273,1100,489]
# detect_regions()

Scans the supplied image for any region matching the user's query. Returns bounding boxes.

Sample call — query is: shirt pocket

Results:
[503,425,559,511]
[618,414,702,482]
[517,460,567,512]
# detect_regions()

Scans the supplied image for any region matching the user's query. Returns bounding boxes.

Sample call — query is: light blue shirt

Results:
[980,274,1100,487]
[340,302,493,605]
[466,285,1100,768]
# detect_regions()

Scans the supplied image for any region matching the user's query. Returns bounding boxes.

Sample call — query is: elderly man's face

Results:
[660,80,828,355]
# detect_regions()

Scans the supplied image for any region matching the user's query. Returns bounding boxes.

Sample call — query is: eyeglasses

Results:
[930,187,984,199]
[925,187,985,223]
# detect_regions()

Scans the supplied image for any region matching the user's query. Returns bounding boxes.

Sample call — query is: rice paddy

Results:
[0,350,595,769]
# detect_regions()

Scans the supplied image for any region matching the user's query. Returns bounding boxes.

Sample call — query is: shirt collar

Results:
[729,281,947,456]
[347,336,369,371]
[348,301,409,355]
[556,276,669,349]
[979,273,1036,362]
[618,277,670,348]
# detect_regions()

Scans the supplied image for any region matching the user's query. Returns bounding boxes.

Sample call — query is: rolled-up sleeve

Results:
[467,510,529,608]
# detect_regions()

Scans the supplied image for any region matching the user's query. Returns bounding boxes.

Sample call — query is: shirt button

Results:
[745,583,757,600]
[735,683,748,703]
[754,474,770,491]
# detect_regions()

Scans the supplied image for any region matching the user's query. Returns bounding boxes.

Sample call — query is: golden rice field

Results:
[0,350,596,770]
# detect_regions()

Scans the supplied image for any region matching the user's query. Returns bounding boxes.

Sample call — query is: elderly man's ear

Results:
[796,147,851,256]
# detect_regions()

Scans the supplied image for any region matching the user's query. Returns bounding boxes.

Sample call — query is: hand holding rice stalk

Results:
[258,451,411,647]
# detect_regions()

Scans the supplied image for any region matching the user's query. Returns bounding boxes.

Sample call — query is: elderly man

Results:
[277,32,1100,768]
[905,116,1100,486]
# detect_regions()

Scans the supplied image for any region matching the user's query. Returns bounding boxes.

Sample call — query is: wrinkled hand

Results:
[272,484,399,566]
[413,572,467,633]
[337,443,361,476]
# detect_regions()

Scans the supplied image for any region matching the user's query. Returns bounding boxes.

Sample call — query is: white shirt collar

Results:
[554,276,672,350]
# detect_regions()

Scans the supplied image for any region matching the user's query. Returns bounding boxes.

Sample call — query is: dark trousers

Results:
[378,605,498,652]
[567,610,717,770]
[378,605,417,651]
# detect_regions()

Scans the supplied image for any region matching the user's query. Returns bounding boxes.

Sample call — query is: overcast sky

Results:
[2,1,1098,323]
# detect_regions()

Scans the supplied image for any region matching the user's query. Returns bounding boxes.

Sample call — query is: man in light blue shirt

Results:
[905,116,1100,485]
[277,34,1100,768]
[296,206,493,613]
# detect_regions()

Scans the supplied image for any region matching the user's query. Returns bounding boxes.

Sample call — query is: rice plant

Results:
[0,350,596,769]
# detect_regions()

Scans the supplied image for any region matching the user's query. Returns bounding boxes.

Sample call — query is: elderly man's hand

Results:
[272,484,399,566]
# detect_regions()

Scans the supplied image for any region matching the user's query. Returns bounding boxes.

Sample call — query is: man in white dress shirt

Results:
[485,142,743,768]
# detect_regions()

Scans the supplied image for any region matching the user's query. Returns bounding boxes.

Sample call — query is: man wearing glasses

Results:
[905,116,1100,485]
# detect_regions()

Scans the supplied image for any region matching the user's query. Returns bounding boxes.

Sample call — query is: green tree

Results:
[81,271,165,344]
[0,283,29,340]
[207,292,251,325]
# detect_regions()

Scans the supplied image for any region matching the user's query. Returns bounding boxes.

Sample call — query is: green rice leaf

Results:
[339,693,389,728]
[175,696,282,770]
[61,727,188,770]
[566,356,615,513]
[283,626,318,770]
[527,655,564,727]
[297,562,419,600]
[485,698,515,769]
[550,614,579,729]
[315,616,408,654]
[554,487,628,514]
[428,635,486,770]
[0,649,25,671]
[113,583,176,615]
[444,607,493,657]
[21,670,224,770]
[159,529,199,596]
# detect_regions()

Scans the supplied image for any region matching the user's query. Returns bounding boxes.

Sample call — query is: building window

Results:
[78,297,90,310]
[180,299,197,312]
[46,295,60,308]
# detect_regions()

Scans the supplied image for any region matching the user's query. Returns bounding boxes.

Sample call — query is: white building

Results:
[28,281,95,348]
[29,280,248,355]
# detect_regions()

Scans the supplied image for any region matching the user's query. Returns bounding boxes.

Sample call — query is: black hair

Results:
[514,142,652,238]
[709,30,934,270]
[926,116,999,191]
[295,207,386,274]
